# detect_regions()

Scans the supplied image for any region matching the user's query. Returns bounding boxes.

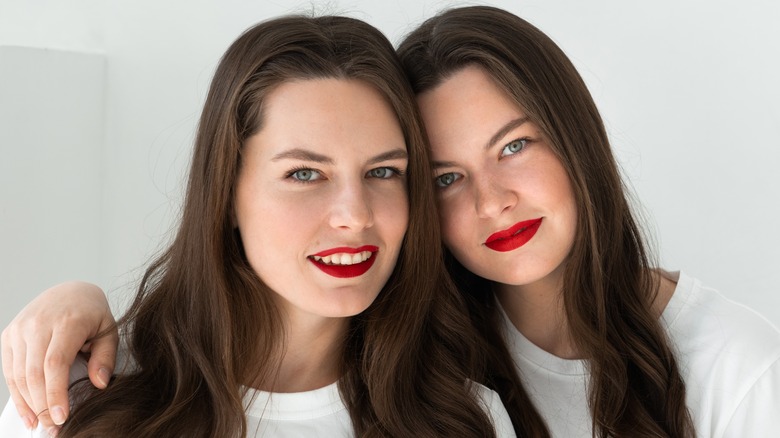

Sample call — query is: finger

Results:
[44,329,92,425]
[85,330,118,390]
[25,330,57,429]
[2,329,37,429]
[44,350,78,426]
[10,334,33,413]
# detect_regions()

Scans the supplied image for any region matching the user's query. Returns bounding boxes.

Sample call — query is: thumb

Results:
[86,333,118,389]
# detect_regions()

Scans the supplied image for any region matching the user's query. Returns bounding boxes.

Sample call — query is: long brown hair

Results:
[398,6,695,437]
[60,15,496,437]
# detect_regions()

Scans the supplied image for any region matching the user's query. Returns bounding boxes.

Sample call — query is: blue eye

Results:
[500,139,526,157]
[289,168,321,182]
[367,167,402,179]
[435,172,461,188]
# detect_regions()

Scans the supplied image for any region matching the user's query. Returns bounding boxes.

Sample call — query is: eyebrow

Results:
[367,148,408,165]
[271,147,407,165]
[432,117,529,169]
[272,148,334,164]
[485,117,529,151]
[432,160,459,170]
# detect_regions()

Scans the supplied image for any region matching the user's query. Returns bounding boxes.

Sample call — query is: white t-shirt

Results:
[0,363,516,437]
[501,271,780,438]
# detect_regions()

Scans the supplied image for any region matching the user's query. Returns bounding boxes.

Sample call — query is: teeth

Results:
[312,251,372,266]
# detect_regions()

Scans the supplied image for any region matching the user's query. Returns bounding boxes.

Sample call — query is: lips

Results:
[484,218,542,252]
[308,245,379,278]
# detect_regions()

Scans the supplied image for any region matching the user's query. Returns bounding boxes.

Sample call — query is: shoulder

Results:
[470,382,517,438]
[663,271,780,362]
[661,271,780,435]
[720,357,780,437]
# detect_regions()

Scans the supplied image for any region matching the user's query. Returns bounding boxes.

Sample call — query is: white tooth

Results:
[351,253,362,264]
[313,255,321,261]
[363,251,371,261]
[339,254,351,265]
[322,255,332,264]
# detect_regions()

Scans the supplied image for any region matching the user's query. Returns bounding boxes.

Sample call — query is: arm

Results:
[1,281,117,431]
[474,383,518,438]
[721,357,780,437]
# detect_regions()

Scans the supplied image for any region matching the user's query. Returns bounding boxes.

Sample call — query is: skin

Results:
[1,77,410,432]
[1,282,117,430]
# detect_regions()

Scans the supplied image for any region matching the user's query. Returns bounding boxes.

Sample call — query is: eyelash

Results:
[435,137,531,189]
[286,166,322,183]
[435,172,462,189]
[367,166,405,179]
[499,138,529,158]
[285,166,406,184]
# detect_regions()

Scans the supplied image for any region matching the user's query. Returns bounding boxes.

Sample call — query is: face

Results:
[235,78,409,322]
[417,66,577,290]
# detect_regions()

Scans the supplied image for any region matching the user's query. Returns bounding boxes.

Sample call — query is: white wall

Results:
[1,0,779,406]
[0,45,106,405]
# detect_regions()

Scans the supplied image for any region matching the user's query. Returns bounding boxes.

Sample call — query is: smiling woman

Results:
[0,14,513,438]
[420,67,578,288]
[399,5,780,437]
[235,78,408,323]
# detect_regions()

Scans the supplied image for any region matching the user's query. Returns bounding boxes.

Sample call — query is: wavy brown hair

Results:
[398,6,695,438]
[59,15,496,438]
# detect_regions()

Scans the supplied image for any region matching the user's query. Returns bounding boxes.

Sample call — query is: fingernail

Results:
[97,367,111,387]
[50,406,66,425]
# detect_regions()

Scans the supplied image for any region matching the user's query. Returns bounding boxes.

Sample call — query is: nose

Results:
[328,179,374,231]
[474,174,516,219]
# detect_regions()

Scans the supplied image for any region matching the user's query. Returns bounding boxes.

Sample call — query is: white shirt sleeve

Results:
[720,357,780,438]
[473,383,517,438]
[0,398,49,438]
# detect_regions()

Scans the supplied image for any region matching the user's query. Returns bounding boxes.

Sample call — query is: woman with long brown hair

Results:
[6,5,780,438]
[0,13,513,438]
[397,5,780,437]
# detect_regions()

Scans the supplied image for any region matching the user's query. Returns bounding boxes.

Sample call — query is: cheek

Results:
[238,191,321,255]
[375,188,410,244]
[437,195,470,248]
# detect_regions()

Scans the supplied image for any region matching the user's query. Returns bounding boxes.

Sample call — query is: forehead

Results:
[417,66,523,155]
[252,78,406,154]
[265,78,396,122]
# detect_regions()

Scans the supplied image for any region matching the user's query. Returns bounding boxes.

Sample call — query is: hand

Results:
[1,281,118,432]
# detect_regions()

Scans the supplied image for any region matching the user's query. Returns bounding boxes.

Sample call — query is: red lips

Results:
[309,245,378,278]
[484,218,542,252]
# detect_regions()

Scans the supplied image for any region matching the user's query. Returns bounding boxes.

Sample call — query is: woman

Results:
[397,6,780,437]
[6,5,780,437]
[0,13,513,438]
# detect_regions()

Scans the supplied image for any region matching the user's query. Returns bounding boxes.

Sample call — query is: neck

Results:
[496,269,580,359]
[497,269,679,360]
[256,313,348,393]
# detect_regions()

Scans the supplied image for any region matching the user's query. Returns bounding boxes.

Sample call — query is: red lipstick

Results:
[309,245,378,278]
[484,218,542,252]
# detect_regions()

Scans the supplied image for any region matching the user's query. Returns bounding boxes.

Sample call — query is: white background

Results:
[1,0,779,405]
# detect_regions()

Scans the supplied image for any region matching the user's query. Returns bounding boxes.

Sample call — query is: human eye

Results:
[499,138,527,158]
[366,166,404,179]
[434,172,462,188]
[286,167,323,183]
